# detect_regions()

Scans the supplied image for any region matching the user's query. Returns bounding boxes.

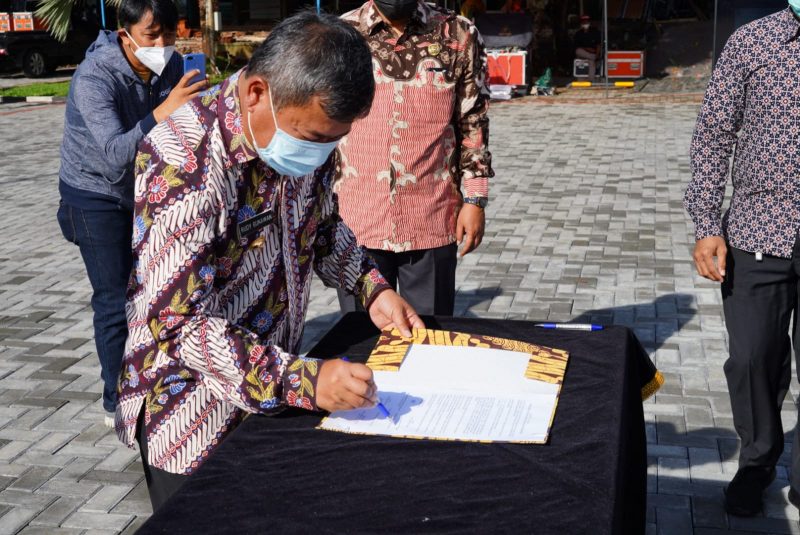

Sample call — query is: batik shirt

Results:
[685,8,800,258]
[336,1,493,252]
[115,70,391,475]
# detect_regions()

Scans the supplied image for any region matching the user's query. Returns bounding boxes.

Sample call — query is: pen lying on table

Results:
[535,323,605,332]
[340,357,392,418]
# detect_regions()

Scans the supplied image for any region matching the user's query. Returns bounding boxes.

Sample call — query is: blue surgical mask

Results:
[790,0,800,16]
[247,89,339,177]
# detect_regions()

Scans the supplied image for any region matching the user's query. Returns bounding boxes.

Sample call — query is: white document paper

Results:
[319,344,562,443]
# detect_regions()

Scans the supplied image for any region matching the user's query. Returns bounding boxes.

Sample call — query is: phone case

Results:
[183,54,206,85]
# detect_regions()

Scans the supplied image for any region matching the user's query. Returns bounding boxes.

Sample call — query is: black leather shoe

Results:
[724,466,776,516]
[789,486,800,509]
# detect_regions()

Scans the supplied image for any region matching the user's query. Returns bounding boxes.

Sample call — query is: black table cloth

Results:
[140,314,654,535]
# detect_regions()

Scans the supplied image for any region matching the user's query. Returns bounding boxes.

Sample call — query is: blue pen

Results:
[340,357,392,418]
[535,323,604,332]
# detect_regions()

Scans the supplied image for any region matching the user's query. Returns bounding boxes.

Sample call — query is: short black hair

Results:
[118,0,179,31]
[246,10,375,123]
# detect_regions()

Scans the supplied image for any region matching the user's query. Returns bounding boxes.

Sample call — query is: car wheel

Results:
[22,49,51,77]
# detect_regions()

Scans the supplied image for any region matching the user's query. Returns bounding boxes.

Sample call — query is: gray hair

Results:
[246,10,375,123]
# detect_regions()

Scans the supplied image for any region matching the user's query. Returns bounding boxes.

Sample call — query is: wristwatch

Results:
[463,196,488,209]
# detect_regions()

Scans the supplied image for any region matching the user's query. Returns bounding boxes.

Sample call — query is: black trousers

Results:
[136,408,189,512]
[722,244,800,491]
[338,244,457,316]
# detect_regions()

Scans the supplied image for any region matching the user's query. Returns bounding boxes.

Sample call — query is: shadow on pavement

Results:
[571,292,697,351]
[648,422,799,532]
[454,286,503,318]
[300,310,343,354]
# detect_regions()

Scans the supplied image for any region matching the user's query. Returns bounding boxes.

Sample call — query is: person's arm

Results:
[312,164,392,310]
[133,134,322,413]
[685,33,746,241]
[72,71,157,180]
[685,32,746,281]
[455,22,493,199]
[312,164,424,336]
[73,69,205,181]
[454,22,493,256]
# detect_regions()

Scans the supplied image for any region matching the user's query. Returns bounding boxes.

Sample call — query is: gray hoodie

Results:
[59,30,182,211]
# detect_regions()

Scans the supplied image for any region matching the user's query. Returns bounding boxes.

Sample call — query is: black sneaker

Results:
[724,466,777,516]
[789,486,800,509]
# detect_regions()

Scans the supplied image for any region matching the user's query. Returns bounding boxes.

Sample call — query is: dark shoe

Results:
[789,486,800,509]
[724,466,776,516]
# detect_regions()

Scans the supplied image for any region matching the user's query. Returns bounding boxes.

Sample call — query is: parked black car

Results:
[0,0,99,77]
[0,29,94,76]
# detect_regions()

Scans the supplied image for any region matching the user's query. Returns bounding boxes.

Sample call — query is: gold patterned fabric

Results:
[366,328,569,385]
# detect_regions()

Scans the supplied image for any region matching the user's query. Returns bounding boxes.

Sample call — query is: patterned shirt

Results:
[336,1,493,252]
[685,8,800,259]
[115,70,391,475]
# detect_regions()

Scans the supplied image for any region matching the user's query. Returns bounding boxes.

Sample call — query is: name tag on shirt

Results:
[237,209,274,239]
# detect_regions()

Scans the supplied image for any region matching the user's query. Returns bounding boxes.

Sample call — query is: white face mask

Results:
[124,30,175,76]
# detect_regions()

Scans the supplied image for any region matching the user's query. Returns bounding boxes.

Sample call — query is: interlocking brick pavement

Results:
[0,94,797,533]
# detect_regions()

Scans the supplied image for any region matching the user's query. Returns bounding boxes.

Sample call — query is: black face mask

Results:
[374,0,418,21]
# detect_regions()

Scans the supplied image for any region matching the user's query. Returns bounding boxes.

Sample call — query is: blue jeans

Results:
[57,200,132,413]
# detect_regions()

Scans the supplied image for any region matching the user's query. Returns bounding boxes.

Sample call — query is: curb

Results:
[27,95,66,103]
[0,95,66,104]
[494,91,705,106]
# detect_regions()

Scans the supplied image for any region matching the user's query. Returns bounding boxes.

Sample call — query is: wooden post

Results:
[603,0,608,98]
[202,0,215,58]
[712,0,718,67]
[200,0,220,74]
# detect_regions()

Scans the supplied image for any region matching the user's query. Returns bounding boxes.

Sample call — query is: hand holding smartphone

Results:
[153,53,208,123]
[183,53,206,85]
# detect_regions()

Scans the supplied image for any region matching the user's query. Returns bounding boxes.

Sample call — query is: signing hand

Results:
[367,290,425,338]
[456,203,485,257]
[693,236,727,282]
[316,359,377,412]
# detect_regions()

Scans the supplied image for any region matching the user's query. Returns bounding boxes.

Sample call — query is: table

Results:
[140,314,657,534]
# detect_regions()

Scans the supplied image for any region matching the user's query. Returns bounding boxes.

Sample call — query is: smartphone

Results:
[183,53,206,85]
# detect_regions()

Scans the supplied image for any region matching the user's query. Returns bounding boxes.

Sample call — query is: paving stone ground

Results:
[1,94,798,534]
